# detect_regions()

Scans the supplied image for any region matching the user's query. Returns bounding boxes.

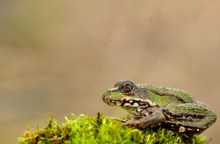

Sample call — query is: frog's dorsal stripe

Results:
[150,89,192,103]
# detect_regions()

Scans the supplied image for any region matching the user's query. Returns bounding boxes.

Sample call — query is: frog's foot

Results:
[121,116,145,127]
[110,116,144,124]
[110,117,126,123]
[121,116,147,129]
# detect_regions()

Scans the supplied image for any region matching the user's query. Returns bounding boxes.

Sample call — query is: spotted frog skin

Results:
[102,80,217,135]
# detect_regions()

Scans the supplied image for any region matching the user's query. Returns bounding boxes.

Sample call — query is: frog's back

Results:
[138,84,195,107]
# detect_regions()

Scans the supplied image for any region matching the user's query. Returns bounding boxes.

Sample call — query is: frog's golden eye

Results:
[120,81,135,94]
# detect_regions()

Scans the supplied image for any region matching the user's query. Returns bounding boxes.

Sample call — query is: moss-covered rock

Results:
[18,113,205,144]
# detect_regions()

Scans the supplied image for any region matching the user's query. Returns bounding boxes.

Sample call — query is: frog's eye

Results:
[120,81,135,94]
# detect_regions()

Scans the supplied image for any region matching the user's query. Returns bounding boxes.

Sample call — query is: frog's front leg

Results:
[164,103,217,134]
[121,107,166,129]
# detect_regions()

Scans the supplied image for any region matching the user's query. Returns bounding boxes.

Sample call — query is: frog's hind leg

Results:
[164,103,217,134]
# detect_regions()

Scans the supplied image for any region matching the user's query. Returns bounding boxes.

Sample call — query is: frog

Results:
[102,80,217,135]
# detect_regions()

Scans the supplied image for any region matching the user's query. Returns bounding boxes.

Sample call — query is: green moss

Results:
[18,113,206,144]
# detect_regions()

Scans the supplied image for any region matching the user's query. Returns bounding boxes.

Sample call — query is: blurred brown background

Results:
[0,1,219,143]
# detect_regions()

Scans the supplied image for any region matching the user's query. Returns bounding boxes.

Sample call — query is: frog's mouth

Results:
[104,96,156,108]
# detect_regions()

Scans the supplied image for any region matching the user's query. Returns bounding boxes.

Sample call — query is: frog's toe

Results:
[121,120,139,127]
[120,122,133,127]
[111,118,126,123]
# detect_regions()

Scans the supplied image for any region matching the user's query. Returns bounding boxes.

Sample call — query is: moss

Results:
[18,113,206,144]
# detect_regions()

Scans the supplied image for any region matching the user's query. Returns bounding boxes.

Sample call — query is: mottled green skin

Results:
[137,84,194,106]
[102,80,217,135]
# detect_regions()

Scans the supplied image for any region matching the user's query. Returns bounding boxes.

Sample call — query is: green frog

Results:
[102,80,217,135]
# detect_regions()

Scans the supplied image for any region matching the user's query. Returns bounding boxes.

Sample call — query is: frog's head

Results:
[103,80,156,111]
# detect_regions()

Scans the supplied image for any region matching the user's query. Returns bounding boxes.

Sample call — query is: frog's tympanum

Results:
[102,80,217,135]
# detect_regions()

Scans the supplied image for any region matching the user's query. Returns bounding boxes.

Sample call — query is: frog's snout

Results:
[102,90,117,106]
[102,89,116,101]
[102,90,109,102]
